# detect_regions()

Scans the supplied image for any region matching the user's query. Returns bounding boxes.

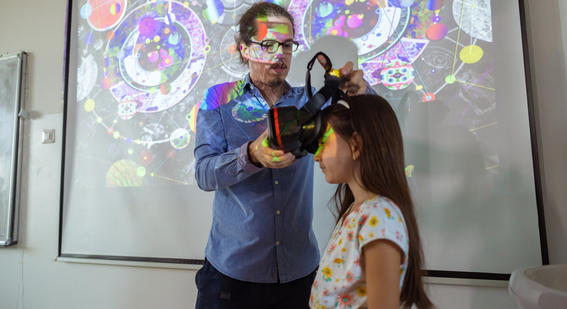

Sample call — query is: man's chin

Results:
[266,72,288,87]
[268,78,285,87]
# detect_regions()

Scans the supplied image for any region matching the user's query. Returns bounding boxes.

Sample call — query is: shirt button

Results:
[274,180,279,185]
[276,210,281,215]
[276,241,280,246]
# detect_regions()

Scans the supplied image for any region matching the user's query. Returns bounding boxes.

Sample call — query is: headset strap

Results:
[305,52,332,99]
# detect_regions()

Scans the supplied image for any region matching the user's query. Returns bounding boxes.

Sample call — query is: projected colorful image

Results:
[73,0,496,188]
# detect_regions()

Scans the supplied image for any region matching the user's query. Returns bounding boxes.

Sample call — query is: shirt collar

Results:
[244,73,254,91]
[243,73,293,95]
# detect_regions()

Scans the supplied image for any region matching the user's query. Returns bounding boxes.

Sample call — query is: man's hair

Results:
[235,2,295,64]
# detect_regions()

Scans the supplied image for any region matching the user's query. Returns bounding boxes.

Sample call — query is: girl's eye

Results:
[314,124,333,156]
[314,142,325,157]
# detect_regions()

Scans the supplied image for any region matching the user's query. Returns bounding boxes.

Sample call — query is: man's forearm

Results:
[194,142,262,191]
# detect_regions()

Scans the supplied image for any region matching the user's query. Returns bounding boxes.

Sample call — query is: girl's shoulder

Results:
[359,196,404,220]
[356,195,409,255]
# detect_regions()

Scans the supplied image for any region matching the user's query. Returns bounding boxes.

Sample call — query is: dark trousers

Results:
[195,259,316,309]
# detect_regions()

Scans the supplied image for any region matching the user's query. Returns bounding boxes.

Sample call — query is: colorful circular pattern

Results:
[289,0,411,61]
[288,0,438,90]
[296,0,411,60]
[460,45,484,64]
[103,1,207,114]
[426,23,448,40]
[232,100,269,123]
[169,128,191,149]
[380,60,415,90]
[219,26,248,78]
[84,0,128,31]
[117,100,138,120]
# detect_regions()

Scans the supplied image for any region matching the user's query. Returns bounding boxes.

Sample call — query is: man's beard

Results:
[249,61,288,88]
[268,77,285,87]
[267,62,287,87]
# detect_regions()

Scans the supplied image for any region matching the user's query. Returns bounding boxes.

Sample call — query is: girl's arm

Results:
[363,239,404,309]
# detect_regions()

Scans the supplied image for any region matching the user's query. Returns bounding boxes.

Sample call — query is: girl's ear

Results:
[350,132,363,161]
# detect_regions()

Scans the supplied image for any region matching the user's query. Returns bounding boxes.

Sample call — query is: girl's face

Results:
[313,123,357,184]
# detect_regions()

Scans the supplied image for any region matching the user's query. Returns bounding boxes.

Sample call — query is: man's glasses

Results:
[249,39,299,54]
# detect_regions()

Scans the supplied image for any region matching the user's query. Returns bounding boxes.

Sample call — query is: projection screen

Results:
[61,0,546,278]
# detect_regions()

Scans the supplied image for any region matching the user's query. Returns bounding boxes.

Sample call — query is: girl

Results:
[309,95,433,309]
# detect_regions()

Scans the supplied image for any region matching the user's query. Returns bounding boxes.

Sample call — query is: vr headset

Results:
[267,52,345,157]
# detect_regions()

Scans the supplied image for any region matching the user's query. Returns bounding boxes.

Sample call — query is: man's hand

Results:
[248,130,296,169]
[317,55,367,96]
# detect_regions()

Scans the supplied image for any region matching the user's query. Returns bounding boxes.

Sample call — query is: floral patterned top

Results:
[309,196,409,309]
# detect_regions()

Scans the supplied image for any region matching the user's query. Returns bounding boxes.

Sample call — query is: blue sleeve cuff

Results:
[238,141,264,174]
[364,80,377,95]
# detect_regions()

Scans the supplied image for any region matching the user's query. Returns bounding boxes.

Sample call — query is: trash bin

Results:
[509,264,567,309]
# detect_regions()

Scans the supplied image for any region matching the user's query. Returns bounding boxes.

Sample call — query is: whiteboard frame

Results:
[0,52,26,247]
[58,0,548,283]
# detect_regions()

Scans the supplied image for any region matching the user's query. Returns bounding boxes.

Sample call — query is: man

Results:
[193,2,371,308]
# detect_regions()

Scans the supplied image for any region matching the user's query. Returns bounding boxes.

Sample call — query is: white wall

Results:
[0,0,565,308]
[524,0,567,264]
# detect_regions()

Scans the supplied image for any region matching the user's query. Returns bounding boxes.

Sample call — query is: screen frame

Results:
[58,0,549,282]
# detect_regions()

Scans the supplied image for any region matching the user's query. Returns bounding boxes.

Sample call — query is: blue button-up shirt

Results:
[194,74,319,283]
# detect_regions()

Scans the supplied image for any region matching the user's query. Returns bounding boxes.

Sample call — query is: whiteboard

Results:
[0,52,26,247]
[61,0,545,278]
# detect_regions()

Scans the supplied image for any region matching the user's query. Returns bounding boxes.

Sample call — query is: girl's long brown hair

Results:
[322,95,433,309]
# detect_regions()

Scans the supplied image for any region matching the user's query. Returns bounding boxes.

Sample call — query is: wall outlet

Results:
[41,129,55,144]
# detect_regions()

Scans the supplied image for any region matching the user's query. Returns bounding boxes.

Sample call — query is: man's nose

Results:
[274,45,285,58]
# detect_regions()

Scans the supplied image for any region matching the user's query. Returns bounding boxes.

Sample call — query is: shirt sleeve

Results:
[364,80,377,95]
[193,86,263,191]
[357,198,409,259]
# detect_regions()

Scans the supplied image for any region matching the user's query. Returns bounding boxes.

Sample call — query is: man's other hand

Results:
[317,55,367,96]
